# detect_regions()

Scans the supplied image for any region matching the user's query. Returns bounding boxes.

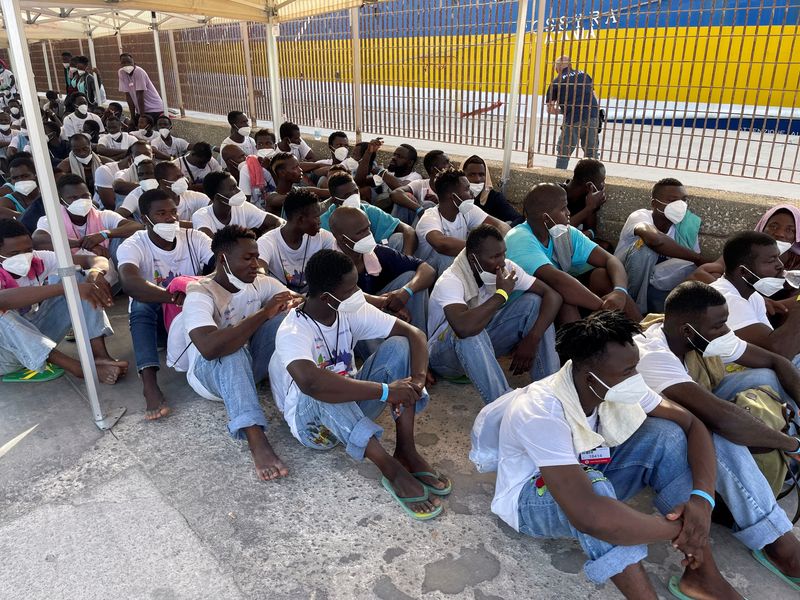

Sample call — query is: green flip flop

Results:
[412,471,452,496]
[443,374,471,384]
[2,363,64,383]
[667,576,696,600]
[751,548,800,591]
[381,476,442,521]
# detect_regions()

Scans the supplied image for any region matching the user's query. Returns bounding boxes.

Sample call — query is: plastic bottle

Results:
[314,119,322,141]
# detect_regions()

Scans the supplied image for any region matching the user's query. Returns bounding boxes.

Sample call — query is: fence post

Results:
[265,15,283,127]
[240,22,258,125]
[501,0,530,191]
[167,30,185,117]
[41,41,52,90]
[47,40,60,93]
[151,12,169,115]
[526,0,548,168]
[350,6,363,143]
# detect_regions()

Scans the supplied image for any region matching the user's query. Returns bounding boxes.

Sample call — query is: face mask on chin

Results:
[0,251,33,277]
[742,265,786,297]
[471,253,499,286]
[327,289,366,314]
[146,217,179,242]
[685,324,744,359]
[589,372,649,405]
[222,254,250,292]
[344,233,377,255]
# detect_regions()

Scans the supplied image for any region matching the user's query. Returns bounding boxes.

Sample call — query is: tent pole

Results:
[167,30,184,118]
[0,0,124,430]
[500,0,530,192]
[116,31,123,55]
[240,22,257,125]
[151,12,169,115]
[78,38,84,56]
[41,41,53,91]
[47,40,60,94]
[526,0,547,168]
[349,6,363,144]
[265,16,283,128]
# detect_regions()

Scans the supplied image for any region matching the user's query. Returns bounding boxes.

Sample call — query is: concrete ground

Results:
[1,299,799,600]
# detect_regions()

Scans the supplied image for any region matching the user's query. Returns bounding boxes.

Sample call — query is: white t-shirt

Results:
[634,322,747,394]
[286,139,312,161]
[407,178,434,204]
[0,128,14,156]
[614,208,700,260]
[114,164,138,184]
[268,304,396,439]
[415,204,489,262]
[0,250,59,291]
[151,135,189,159]
[238,163,277,196]
[169,274,290,400]
[117,229,213,288]
[710,276,773,332]
[61,112,105,140]
[35,209,123,240]
[257,227,335,290]
[98,132,138,151]
[8,135,29,154]
[191,202,269,235]
[121,189,209,221]
[174,155,222,185]
[220,136,257,157]
[390,170,422,186]
[492,380,662,531]
[132,130,159,143]
[427,258,535,341]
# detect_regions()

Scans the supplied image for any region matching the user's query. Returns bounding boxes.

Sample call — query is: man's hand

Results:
[170,291,186,306]
[495,266,517,295]
[510,336,538,375]
[765,297,790,317]
[78,280,113,309]
[601,290,627,312]
[585,182,606,211]
[666,497,712,569]
[387,377,421,408]
[81,232,107,251]
[85,268,113,300]
[367,137,383,155]
[262,291,294,319]
[546,101,561,115]
[382,288,410,313]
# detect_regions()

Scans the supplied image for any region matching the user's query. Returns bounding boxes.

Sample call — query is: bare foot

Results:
[765,534,800,578]
[143,379,171,421]
[94,358,126,385]
[252,440,289,481]
[395,448,449,494]
[387,467,441,514]
[679,567,743,600]
[425,368,436,386]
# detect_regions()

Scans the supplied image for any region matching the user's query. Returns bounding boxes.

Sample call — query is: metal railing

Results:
[21,0,800,183]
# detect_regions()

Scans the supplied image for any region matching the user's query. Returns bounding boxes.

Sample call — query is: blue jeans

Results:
[555,117,599,170]
[392,200,437,227]
[517,418,792,584]
[129,300,167,372]
[292,337,429,461]
[192,314,286,439]
[428,293,559,404]
[0,273,113,375]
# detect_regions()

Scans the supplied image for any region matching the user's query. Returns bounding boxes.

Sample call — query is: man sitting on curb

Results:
[428,225,561,404]
[476,310,800,599]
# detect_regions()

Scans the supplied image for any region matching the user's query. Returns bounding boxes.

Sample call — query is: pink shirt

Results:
[118,66,163,114]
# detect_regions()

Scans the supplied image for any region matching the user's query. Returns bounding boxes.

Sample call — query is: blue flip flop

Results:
[751,548,800,591]
[668,576,695,600]
[381,476,442,521]
[412,471,452,496]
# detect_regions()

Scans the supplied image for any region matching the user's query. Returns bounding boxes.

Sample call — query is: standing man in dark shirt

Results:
[546,56,600,170]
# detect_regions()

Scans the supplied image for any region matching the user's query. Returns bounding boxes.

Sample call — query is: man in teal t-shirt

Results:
[505,183,641,323]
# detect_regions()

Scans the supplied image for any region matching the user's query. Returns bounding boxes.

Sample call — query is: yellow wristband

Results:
[495,289,509,303]
[796,294,800,303]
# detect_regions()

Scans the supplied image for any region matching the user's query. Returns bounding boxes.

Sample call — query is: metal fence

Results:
[22,0,800,183]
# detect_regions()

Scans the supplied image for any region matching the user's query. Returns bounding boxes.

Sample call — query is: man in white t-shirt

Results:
[269,249,449,520]
[61,94,105,140]
[220,110,257,157]
[388,149,451,225]
[276,121,316,162]
[614,178,710,313]
[168,225,300,481]
[477,310,800,597]
[0,218,127,384]
[96,115,138,161]
[257,188,334,293]
[415,167,509,276]
[428,225,560,404]
[238,129,277,210]
[118,161,209,225]
[193,171,282,238]
[174,142,222,192]
[150,115,190,161]
[112,141,154,200]
[711,231,800,367]
[118,189,214,421]
[636,281,800,463]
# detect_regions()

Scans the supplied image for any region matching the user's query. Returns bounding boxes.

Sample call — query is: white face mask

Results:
[146,217,179,242]
[237,126,251,138]
[137,128,149,137]
[340,193,361,209]
[13,180,37,196]
[289,142,302,151]
[333,146,349,162]
[372,174,384,187]
[544,214,569,239]
[65,197,93,217]
[455,195,474,215]
[657,199,688,224]
[222,254,250,292]
[328,289,367,314]
[341,157,360,172]
[221,190,247,207]
[472,253,498,286]
[139,178,159,191]
[775,240,792,255]
[74,153,93,165]
[469,182,485,196]
[62,62,70,69]
[10,107,19,116]
[686,325,744,359]
[133,154,150,166]
[0,251,33,277]
[122,65,135,74]
[345,233,377,255]
[0,125,10,132]
[742,265,786,297]
[170,178,189,195]
[257,148,276,159]
[75,104,88,115]
[785,270,800,289]
[19,129,28,137]
[589,372,650,405]
[158,127,171,139]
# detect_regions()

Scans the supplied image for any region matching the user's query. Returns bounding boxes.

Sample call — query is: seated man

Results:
[615,178,708,313]
[112,142,154,198]
[478,310,800,598]
[257,188,334,293]
[61,93,104,139]
[105,142,153,208]
[263,152,329,216]
[0,155,45,232]
[506,182,640,323]
[96,114,138,161]
[168,225,299,481]
[269,249,448,520]
[428,225,561,404]
[711,231,800,366]
[322,170,416,255]
[276,121,316,162]
[55,133,111,196]
[415,168,509,276]
[174,142,222,192]
[461,155,522,225]
[118,160,209,226]
[150,115,190,161]
[220,143,247,182]
[388,149,452,225]
[328,206,435,351]
[220,110,256,156]
[239,129,277,210]
[560,158,608,245]
[0,218,126,383]
[315,131,359,188]
[193,171,281,238]
[355,140,422,211]
[118,189,214,420]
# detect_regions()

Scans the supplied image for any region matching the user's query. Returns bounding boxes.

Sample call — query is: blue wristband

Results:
[690,489,715,509]
[100,230,110,240]
[613,286,629,296]
[786,438,800,455]
[379,383,389,402]
[401,285,414,298]
[415,206,424,216]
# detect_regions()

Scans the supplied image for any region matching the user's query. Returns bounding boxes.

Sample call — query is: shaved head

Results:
[555,56,571,72]
[329,206,369,238]
[523,182,567,218]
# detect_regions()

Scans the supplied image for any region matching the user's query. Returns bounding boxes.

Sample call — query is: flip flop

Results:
[751,548,800,591]
[2,363,64,383]
[443,374,471,384]
[381,476,442,521]
[412,471,452,496]
[667,576,696,600]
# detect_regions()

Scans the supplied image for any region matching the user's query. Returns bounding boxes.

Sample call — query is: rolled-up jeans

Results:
[129,300,167,372]
[0,273,113,375]
[517,418,792,584]
[428,292,559,404]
